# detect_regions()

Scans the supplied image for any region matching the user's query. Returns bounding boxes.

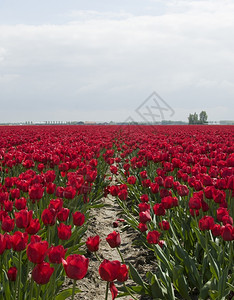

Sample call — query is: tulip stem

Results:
[105,281,109,300]
[17,251,22,300]
[71,279,76,300]
[116,247,125,263]
[36,285,41,300]
[229,242,233,273]
[47,226,50,245]
[0,256,2,291]
[29,275,34,300]
[123,283,138,300]
[50,264,59,298]
[94,252,102,263]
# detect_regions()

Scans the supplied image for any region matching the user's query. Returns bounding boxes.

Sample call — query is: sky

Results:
[0,0,234,123]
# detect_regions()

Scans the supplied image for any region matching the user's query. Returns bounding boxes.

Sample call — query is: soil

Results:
[64,194,148,300]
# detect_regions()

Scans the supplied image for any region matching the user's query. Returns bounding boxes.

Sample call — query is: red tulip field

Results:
[0,125,233,300]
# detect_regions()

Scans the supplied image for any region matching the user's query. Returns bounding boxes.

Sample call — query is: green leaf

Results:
[117,285,146,297]
[199,279,214,300]
[192,225,206,250]
[152,244,174,274]
[157,265,175,300]
[174,244,201,289]
[146,271,165,299]
[226,282,234,292]
[218,266,229,299]
[172,265,191,300]
[209,290,219,300]
[128,262,145,287]
[55,287,82,300]
[208,252,220,281]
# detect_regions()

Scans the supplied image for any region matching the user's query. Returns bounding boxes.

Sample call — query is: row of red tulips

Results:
[0,124,233,300]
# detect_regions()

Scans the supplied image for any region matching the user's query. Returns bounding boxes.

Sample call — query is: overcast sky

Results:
[0,0,233,123]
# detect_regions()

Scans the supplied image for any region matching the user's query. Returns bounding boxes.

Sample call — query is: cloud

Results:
[0,1,234,122]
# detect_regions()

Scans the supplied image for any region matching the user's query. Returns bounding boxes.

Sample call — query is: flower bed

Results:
[0,125,233,299]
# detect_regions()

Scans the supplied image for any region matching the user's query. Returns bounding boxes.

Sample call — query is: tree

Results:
[188,112,199,124]
[199,111,208,124]
[188,111,208,124]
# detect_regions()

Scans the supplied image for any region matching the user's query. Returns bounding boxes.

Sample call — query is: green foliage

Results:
[188,110,208,124]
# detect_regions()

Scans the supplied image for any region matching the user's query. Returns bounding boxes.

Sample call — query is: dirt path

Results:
[67,194,141,300]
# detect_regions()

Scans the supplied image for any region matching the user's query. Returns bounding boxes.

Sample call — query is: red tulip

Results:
[48,198,63,212]
[4,233,12,249]
[106,231,121,248]
[42,208,57,226]
[189,196,202,210]
[27,241,48,264]
[1,215,15,232]
[159,220,170,231]
[26,218,40,234]
[110,282,118,300]
[31,235,42,243]
[99,259,121,281]
[62,254,89,280]
[140,171,147,179]
[0,233,6,255]
[217,207,229,222]
[72,211,85,226]
[138,203,150,212]
[146,230,160,244]
[29,184,44,202]
[109,186,119,196]
[161,196,174,209]
[57,207,70,222]
[86,235,100,252]
[139,210,151,223]
[153,203,165,216]
[15,197,27,210]
[32,262,54,285]
[15,209,32,229]
[48,245,67,264]
[127,176,136,185]
[199,216,215,231]
[57,223,72,240]
[118,189,128,201]
[211,224,221,237]
[138,223,147,232]
[222,215,233,225]
[177,185,189,197]
[221,224,234,241]
[140,194,149,202]
[4,200,13,212]
[164,176,173,188]
[64,186,76,200]
[116,264,129,282]
[46,182,56,195]
[7,267,17,281]
[10,188,20,199]
[11,231,28,252]
[150,182,159,194]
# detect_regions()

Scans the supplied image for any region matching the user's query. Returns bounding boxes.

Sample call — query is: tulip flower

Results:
[32,262,54,285]
[7,267,17,281]
[57,223,71,240]
[106,231,121,248]
[72,211,85,226]
[48,245,67,264]
[86,235,100,252]
[147,230,161,244]
[99,259,121,282]
[27,241,48,264]
[62,254,89,280]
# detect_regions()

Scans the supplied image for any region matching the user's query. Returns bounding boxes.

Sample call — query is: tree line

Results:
[188,111,208,124]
